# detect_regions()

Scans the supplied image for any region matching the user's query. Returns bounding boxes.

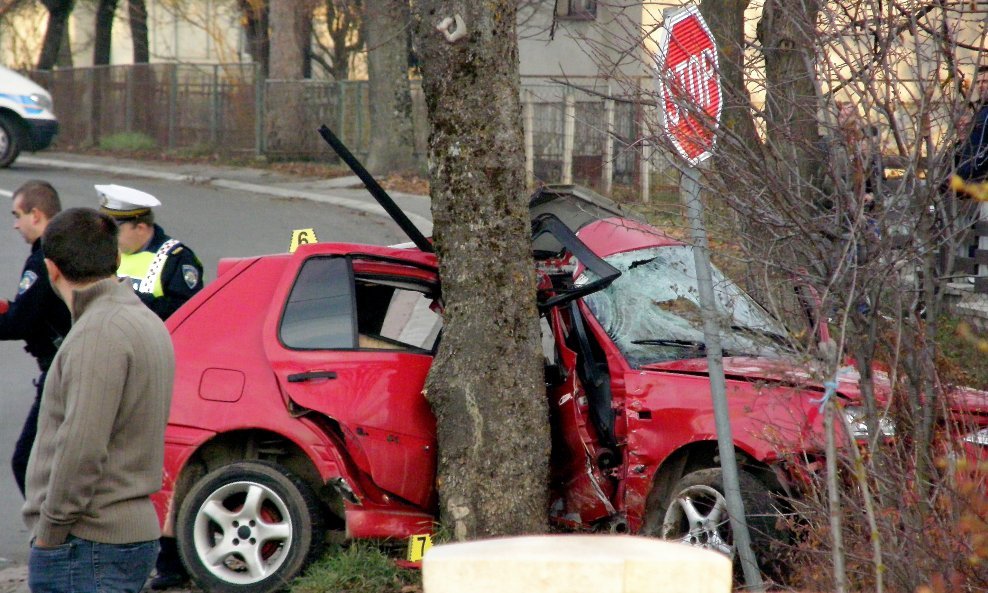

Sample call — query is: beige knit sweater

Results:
[22,277,174,545]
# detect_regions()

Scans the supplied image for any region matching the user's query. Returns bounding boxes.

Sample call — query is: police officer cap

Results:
[96,184,161,220]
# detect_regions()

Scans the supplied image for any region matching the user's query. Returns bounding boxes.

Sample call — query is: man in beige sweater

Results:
[22,207,174,593]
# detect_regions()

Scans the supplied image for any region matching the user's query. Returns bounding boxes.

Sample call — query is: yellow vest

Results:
[118,251,163,297]
[118,238,180,298]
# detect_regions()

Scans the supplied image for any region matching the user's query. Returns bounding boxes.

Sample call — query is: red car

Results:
[154,185,985,593]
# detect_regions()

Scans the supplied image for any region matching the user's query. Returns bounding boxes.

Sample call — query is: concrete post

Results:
[603,84,614,195]
[640,140,651,202]
[424,535,731,593]
[562,92,576,184]
[980,202,988,283]
[524,91,535,188]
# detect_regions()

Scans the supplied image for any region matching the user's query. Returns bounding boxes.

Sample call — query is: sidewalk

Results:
[19,152,433,234]
[0,564,25,593]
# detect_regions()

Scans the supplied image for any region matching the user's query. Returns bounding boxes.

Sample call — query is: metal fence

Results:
[28,63,650,190]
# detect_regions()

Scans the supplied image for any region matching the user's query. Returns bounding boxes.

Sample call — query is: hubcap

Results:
[192,480,294,584]
[661,484,733,557]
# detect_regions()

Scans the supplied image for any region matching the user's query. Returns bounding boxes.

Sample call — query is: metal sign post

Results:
[655,6,765,590]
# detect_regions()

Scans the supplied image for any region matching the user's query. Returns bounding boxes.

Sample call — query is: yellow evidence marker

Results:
[289,228,319,253]
[406,534,433,562]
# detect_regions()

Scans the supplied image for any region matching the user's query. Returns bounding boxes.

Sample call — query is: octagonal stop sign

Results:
[654,6,722,165]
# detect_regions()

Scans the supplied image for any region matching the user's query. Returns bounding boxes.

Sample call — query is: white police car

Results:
[0,65,58,168]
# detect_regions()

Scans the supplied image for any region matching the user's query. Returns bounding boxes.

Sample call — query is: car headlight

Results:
[963,428,988,446]
[844,406,895,438]
[26,93,53,112]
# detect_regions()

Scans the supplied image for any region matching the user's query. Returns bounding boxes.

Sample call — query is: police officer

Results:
[2,180,71,496]
[96,184,204,320]
[97,183,203,590]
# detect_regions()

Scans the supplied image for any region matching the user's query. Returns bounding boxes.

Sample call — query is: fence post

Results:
[639,81,650,202]
[562,92,575,184]
[255,63,265,156]
[168,64,178,150]
[979,202,988,288]
[124,68,134,132]
[603,84,614,195]
[210,64,219,145]
[523,90,535,188]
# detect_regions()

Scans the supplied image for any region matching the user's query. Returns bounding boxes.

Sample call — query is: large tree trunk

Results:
[757,0,822,199]
[93,0,118,65]
[127,0,148,63]
[364,0,417,174]
[267,0,315,156]
[38,0,74,70]
[239,0,270,77]
[412,0,548,540]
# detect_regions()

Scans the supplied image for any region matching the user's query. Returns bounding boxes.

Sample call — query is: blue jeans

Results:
[28,536,158,593]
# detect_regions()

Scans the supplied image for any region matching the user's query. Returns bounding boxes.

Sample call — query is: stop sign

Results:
[654,6,722,165]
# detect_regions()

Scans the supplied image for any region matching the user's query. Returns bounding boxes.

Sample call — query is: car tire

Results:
[646,467,786,580]
[176,461,324,593]
[0,113,23,168]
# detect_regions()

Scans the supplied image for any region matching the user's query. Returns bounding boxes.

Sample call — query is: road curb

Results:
[18,156,433,234]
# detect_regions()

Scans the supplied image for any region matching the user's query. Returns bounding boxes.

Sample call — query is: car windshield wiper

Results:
[730,325,789,346]
[632,338,706,351]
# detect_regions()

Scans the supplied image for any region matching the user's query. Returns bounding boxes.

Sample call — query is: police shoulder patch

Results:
[182,265,199,289]
[17,271,38,295]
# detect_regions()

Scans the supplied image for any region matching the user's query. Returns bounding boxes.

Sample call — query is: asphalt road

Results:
[0,155,422,571]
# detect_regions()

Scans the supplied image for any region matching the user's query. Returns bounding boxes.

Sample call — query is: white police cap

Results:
[95,184,161,219]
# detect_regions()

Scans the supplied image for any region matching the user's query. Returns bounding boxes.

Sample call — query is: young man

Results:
[23,207,174,593]
[956,64,988,183]
[2,180,70,496]
[96,183,201,589]
[96,184,204,321]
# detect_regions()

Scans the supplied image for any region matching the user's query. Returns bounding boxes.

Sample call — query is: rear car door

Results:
[263,253,442,508]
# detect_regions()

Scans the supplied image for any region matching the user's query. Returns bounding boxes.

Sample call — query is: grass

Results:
[935,314,988,391]
[97,131,157,152]
[291,542,422,593]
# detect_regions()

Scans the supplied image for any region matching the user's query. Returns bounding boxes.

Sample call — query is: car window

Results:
[354,278,442,352]
[280,257,357,349]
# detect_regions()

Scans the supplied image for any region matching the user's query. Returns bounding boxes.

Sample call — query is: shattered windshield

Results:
[580,246,790,368]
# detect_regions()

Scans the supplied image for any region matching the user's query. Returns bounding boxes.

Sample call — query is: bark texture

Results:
[127,0,148,63]
[365,0,417,174]
[238,0,270,77]
[412,0,549,539]
[757,0,823,199]
[267,0,316,155]
[38,0,74,70]
[93,0,118,65]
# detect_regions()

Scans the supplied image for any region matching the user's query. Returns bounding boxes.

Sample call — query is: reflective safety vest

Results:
[118,239,180,297]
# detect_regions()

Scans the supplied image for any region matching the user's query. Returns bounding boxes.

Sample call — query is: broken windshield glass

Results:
[580,246,789,368]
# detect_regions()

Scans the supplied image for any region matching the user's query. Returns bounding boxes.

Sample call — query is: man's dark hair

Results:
[13,180,61,219]
[978,64,988,75]
[43,208,119,283]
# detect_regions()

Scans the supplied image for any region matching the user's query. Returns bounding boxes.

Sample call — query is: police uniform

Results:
[97,184,204,321]
[0,237,71,496]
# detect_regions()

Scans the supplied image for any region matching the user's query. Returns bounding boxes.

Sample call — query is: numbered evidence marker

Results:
[406,534,433,562]
[289,228,319,253]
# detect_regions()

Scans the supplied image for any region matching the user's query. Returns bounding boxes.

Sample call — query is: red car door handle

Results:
[287,371,338,382]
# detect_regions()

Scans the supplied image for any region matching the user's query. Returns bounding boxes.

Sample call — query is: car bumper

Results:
[25,118,58,151]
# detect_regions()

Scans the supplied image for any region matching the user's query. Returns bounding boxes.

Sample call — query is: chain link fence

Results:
[28,64,651,191]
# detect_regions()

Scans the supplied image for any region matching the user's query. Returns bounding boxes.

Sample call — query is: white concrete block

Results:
[422,534,732,593]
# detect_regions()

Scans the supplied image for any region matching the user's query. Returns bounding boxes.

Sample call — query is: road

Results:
[0,155,423,571]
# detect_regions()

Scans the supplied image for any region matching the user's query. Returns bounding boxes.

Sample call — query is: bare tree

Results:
[411,0,549,539]
[37,0,74,70]
[311,0,363,81]
[93,0,118,65]
[127,0,148,63]
[364,0,417,174]
[238,0,270,77]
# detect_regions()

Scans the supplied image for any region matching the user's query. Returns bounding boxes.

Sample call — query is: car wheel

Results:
[176,461,324,593]
[0,114,23,168]
[645,467,786,579]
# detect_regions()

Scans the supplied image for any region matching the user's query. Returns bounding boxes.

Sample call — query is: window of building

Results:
[556,0,597,20]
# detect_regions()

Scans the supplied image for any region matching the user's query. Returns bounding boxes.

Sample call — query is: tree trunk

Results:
[127,0,149,63]
[757,0,822,200]
[93,0,118,65]
[239,0,270,77]
[38,0,74,71]
[324,0,363,81]
[364,0,417,174]
[412,0,549,540]
[267,0,315,156]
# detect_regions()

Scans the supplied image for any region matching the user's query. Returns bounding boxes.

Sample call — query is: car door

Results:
[264,253,441,509]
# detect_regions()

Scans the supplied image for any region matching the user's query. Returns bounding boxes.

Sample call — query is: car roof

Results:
[578,217,684,259]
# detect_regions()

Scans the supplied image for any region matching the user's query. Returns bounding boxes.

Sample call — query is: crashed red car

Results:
[152,184,987,593]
